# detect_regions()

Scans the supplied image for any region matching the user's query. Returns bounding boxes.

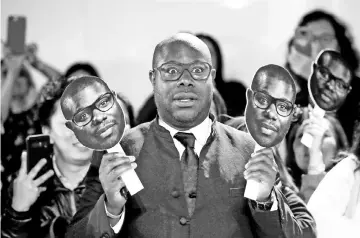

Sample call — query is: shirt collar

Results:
[158,116,212,146]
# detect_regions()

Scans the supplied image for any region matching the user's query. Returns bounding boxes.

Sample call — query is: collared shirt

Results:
[158,116,212,158]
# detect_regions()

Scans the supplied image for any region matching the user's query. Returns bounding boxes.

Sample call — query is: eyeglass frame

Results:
[313,63,352,93]
[151,61,213,81]
[249,89,296,117]
[70,91,116,127]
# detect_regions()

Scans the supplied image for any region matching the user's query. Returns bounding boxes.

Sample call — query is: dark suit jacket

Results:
[66,118,316,238]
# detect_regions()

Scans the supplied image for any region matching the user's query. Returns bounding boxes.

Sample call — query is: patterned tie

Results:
[174,132,199,217]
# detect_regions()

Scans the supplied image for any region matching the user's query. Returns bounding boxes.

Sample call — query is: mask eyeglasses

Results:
[250,89,295,117]
[314,63,352,93]
[72,91,115,127]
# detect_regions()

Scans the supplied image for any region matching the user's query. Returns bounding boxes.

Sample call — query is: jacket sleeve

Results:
[249,185,317,238]
[65,164,121,238]
[1,206,33,238]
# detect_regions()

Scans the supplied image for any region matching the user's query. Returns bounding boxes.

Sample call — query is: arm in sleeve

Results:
[307,157,358,238]
[65,164,126,238]
[249,185,317,238]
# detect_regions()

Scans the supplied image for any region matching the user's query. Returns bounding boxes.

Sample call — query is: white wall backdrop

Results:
[2,0,360,115]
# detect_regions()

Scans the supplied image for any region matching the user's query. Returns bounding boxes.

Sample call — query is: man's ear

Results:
[65,121,75,131]
[246,88,251,101]
[211,69,216,81]
[149,70,155,85]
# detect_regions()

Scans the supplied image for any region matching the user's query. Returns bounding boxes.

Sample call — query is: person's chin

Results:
[254,134,277,147]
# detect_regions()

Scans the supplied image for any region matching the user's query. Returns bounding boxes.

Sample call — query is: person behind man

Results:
[286,9,360,144]
[1,76,93,238]
[62,33,315,238]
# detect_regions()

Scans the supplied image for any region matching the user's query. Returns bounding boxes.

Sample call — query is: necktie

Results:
[174,132,199,217]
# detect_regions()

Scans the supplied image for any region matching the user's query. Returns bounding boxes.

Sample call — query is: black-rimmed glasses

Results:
[153,61,212,81]
[314,63,352,93]
[72,92,115,127]
[251,89,295,117]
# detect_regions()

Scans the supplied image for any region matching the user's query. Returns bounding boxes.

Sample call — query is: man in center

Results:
[63,33,315,237]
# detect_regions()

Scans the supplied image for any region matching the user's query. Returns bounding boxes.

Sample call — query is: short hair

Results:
[60,76,110,119]
[252,64,297,102]
[152,33,212,69]
[64,62,100,78]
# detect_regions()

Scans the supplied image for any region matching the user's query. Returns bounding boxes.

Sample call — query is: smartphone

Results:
[26,134,53,179]
[7,15,26,55]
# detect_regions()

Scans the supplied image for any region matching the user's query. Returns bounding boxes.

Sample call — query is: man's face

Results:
[47,101,93,165]
[245,78,295,147]
[64,83,125,150]
[310,55,351,111]
[151,42,215,130]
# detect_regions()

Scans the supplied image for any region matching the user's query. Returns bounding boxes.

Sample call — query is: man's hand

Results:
[244,148,278,202]
[12,152,54,212]
[99,153,137,215]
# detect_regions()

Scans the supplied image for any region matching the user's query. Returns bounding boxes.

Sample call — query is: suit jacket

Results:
[66,118,316,238]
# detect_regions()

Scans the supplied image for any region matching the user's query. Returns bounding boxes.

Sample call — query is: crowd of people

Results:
[1,8,359,238]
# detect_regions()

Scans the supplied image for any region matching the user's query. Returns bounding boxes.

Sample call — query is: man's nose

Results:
[91,109,107,125]
[177,69,194,87]
[325,78,336,91]
[264,103,277,120]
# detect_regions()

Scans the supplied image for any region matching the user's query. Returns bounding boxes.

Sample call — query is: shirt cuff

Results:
[103,202,125,234]
[270,191,278,211]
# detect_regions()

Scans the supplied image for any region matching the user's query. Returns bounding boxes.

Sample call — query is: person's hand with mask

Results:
[11,151,54,212]
[99,152,137,225]
[244,148,278,202]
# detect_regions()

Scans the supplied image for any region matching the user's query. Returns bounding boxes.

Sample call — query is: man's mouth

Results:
[173,93,198,106]
[95,122,116,136]
[320,92,333,103]
[259,122,278,135]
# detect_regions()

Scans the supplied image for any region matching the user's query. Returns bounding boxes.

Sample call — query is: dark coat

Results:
[66,119,316,238]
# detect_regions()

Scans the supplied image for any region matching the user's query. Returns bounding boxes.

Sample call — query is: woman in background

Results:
[307,123,360,238]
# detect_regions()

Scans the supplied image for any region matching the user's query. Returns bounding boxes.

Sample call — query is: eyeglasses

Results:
[314,63,352,93]
[153,61,212,81]
[294,27,336,47]
[72,92,115,127]
[250,89,295,117]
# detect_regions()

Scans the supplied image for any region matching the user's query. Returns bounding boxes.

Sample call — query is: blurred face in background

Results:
[44,101,93,165]
[292,118,338,172]
[288,19,340,79]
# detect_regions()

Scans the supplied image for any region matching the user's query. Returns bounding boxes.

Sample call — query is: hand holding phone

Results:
[26,134,53,178]
[7,15,26,55]
[12,151,54,212]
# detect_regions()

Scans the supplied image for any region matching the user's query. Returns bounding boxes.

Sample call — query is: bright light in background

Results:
[221,0,261,9]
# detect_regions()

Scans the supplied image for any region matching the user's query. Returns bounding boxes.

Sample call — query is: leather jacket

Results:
[1,170,86,238]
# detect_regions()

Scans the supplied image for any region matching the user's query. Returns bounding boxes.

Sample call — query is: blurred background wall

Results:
[2,0,360,114]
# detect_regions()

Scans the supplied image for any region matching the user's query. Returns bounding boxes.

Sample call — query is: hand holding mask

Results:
[244,65,296,201]
[60,76,143,196]
[301,49,352,147]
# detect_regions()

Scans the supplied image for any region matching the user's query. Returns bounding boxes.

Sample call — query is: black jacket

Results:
[1,171,86,238]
